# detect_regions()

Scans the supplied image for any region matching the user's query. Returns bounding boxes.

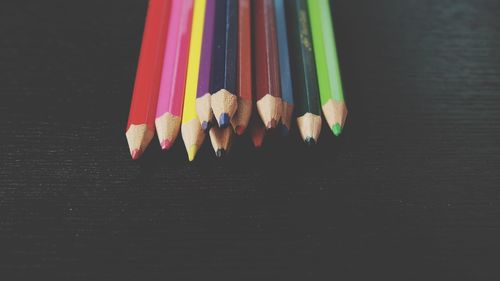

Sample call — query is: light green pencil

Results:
[308,0,348,136]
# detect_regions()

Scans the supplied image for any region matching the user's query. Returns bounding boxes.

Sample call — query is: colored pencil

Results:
[210,0,239,128]
[308,0,347,136]
[126,0,171,160]
[155,0,194,151]
[196,0,216,132]
[286,0,322,145]
[254,0,282,130]
[181,0,207,161]
[273,0,294,136]
[230,0,252,135]
[209,126,233,157]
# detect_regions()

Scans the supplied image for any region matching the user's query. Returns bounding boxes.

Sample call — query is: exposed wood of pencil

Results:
[286,0,322,144]
[322,99,348,136]
[126,124,155,160]
[209,126,233,157]
[155,113,181,150]
[210,0,238,128]
[231,0,253,135]
[196,0,216,132]
[296,113,322,146]
[274,0,294,135]
[126,0,171,160]
[254,0,282,130]
[181,118,206,161]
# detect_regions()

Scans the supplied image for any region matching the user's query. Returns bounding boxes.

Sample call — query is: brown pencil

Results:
[253,0,282,130]
[231,0,253,135]
[209,126,233,157]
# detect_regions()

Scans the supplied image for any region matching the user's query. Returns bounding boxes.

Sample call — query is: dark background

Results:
[1,0,500,279]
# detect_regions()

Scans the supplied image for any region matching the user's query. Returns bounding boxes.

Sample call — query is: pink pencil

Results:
[155,0,194,150]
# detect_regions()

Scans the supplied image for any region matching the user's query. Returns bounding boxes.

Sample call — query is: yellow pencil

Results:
[181,0,207,161]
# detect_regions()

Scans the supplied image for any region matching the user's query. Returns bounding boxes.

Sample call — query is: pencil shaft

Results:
[254,0,281,101]
[309,0,347,135]
[286,0,321,117]
[308,0,344,104]
[210,0,238,94]
[126,0,171,158]
[231,0,252,134]
[197,0,216,98]
[253,0,282,129]
[127,0,170,130]
[156,0,193,118]
[182,0,207,161]
[237,0,252,103]
[183,0,207,125]
[273,0,293,106]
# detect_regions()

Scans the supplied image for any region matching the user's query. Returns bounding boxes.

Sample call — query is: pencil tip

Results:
[235,125,245,135]
[332,123,342,136]
[218,113,230,128]
[215,149,225,158]
[266,119,277,129]
[278,123,290,136]
[187,145,198,162]
[305,137,316,146]
[131,149,142,160]
[201,121,211,132]
[160,139,172,151]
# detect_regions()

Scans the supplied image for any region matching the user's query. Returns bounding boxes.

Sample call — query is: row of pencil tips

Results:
[126,0,347,161]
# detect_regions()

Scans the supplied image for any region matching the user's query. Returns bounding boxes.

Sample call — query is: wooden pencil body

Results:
[273,0,294,135]
[196,0,216,132]
[210,0,239,128]
[155,0,194,150]
[126,0,171,159]
[285,0,321,143]
[253,0,282,129]
[231,0,253,135]
[181,0,207,161]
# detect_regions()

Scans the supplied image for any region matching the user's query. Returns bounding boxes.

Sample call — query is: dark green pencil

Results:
[285,0,321,145]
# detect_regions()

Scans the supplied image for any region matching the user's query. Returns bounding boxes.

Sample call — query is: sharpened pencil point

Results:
[160,139,172,151]
[266,119,277,129]
[131,149,142,160]
[187,145,198,162]
[235,125,245,136]
[332,123,342,136]
[215,149,225,158]
[219,113,230,128]
[201,121,211,132]
[305,137,316,146]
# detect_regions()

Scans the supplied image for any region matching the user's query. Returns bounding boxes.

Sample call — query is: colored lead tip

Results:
[160,139,172,151]
[201,121,211,132]
[215,149,225,158]
[332,123,343,136]
[187,145,198,162]
[218,113,230,128]
[235,125,246,136]
[266,119,277,129]
[278,123,290,136]
[131,148,142,160]
[305,137,316,147]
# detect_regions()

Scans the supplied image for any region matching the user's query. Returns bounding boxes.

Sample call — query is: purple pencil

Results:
[196,0,216,132]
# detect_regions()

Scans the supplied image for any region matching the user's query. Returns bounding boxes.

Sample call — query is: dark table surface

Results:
[1,0,500,279]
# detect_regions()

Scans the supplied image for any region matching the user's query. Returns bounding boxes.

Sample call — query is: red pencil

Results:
[253,0,282,130]
[126,0,171,160]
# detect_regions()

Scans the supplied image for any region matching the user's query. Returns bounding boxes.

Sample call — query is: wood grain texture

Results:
[1,0,500,279]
